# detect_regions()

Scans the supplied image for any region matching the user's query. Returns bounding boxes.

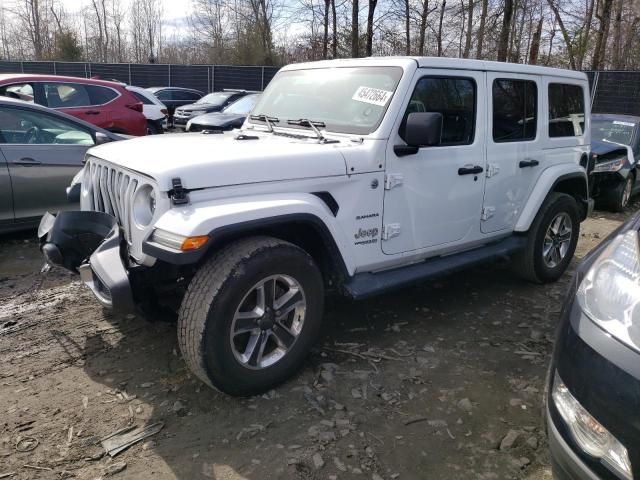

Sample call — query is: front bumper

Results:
[39,211,135,314]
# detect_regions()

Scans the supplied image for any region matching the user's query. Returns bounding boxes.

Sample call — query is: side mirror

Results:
[95,132,111,145]
[405,112,443,147]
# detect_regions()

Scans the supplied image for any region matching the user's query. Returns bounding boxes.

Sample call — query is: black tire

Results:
[146,121,160,135]
[512,192,580,283]
[178,236,324,396]
[611,175,634,213]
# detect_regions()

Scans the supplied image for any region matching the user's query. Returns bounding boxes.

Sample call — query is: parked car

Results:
[126,85,168,135]
[0,97,122,233]
[590,114,640,212]
[173,90,254,128]
[40,57,592,396]
[0,74,146,136]
[186,93,260,132]
[146,87,203,126]
[547,209,639,480]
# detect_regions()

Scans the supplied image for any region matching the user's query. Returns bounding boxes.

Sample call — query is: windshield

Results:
[197,92,232,105]
[592,118,636,145]
[223,94,259,114]
[250,67,403,135]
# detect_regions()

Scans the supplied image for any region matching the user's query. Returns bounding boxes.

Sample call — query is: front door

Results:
[482,73,542,233]
[0,148,13,226]
[0,105,94,222]
[382,69,487,254]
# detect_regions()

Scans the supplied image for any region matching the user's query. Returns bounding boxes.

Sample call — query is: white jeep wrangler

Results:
[39,57,592,396]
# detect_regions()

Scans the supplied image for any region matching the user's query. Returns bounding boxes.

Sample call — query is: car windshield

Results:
[592,118,636,145]
[249,66,403,135]
[223,95,259,115]
[196,92,232,105]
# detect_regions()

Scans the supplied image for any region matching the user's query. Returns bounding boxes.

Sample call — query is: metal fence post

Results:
[128,63,132,85]
[591,71,600,109]
[53,61,57,75]
[211,65,215,92]
[20,61,24,73]
[261,67,265,90]
[168,64,171,87]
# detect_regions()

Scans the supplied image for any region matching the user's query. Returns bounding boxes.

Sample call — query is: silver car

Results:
[0,97,122,233]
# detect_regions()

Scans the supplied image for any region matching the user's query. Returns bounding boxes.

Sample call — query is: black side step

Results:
[343,235,527,299]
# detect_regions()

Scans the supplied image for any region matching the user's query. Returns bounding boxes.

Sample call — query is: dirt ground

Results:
[1,203,637,480]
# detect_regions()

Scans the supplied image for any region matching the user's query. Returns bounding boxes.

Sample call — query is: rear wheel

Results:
[146,121,161,135]
[177,237,324,396]
[513,193,580,283]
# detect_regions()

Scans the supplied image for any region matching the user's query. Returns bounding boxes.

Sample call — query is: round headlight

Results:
[133,184,156,227]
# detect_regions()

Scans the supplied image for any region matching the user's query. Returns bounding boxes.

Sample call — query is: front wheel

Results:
[178,237,324,396]
[611,175,634,212]
[512,193,580,283]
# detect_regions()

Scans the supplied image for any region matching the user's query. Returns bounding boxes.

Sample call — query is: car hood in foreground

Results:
[190,113,246,127]
[88,131,348,190]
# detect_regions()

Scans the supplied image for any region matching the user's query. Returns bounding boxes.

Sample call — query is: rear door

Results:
[0,105,95,222]
[482,73,542,233]
[42,82,112,129]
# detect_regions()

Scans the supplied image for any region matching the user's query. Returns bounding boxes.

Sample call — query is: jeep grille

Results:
[83,159,140,243]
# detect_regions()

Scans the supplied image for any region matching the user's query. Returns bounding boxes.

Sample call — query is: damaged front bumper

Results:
[39,211,135,314]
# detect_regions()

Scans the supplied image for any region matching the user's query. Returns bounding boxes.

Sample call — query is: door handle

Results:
[458,165,483,175]
[85,110,100,115]
[13,157,42,165]
[519,159,539,168]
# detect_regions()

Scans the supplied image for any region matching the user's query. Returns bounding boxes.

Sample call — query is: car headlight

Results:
[577,230,640,352]
[149,229,208,251]
[186,120,192,131]
[552,373,632,479]
[132,185,156,227]
[593,156,626,172]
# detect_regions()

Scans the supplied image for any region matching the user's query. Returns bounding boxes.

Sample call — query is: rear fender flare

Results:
[515,166,588,232]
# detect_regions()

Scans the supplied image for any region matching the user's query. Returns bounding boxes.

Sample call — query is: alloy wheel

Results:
[230,274,306,370]
[542,212,573,268]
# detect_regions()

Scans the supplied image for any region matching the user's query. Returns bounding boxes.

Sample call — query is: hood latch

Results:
[170,178,189,205]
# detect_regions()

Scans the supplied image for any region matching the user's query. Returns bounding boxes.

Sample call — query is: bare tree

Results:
[592,0,613,70]
[365,0,377,56]
[475,0,487,58]
[351,0,359,57]
[497,0,514,61]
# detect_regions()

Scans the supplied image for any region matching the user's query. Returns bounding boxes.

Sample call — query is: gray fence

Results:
[1,61,640,116]
[0,60,280,93]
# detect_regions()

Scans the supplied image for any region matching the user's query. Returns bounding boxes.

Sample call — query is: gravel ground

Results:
[0,203,637,480]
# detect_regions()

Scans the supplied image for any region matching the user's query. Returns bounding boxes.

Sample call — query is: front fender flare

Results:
[515,166,588,232]
[146,193,355,275]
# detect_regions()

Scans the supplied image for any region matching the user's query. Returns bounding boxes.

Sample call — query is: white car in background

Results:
[126,85,168,134]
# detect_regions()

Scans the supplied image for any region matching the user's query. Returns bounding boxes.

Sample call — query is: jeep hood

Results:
[88,132,348,190]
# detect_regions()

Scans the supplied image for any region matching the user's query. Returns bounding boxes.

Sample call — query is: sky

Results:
[59,0,192,37]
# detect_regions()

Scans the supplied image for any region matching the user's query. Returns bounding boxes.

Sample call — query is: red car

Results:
[0,74,146,136]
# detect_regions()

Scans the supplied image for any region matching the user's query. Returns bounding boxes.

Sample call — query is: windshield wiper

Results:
[249,114,279,132]
[286,118,335,143]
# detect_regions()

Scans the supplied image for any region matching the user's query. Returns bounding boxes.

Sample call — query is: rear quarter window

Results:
[131,91,154,105]
[86,85,119,105]
[548,83,585,137]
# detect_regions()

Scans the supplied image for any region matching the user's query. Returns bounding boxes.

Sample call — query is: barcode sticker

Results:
[352,86,393,106]
[613,120,635,127]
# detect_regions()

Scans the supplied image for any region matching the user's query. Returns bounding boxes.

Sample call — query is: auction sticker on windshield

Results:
[613,120,636,127]
[352,86,393,107]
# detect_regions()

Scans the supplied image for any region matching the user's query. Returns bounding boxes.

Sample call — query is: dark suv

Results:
[146,87,203,126]
[172,90,253,128]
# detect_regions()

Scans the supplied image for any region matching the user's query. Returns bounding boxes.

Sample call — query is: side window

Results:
[186,92,202,101]
[131,91,153,105]
[156,90,172,101]
[174,90,197,101]
[86,85,118,105]
[0,107,94,145]
[492,79,537,142]
[549,83,585,137]
[44,83,91,108]
[401,77,476,146]
[0,83,35,103]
